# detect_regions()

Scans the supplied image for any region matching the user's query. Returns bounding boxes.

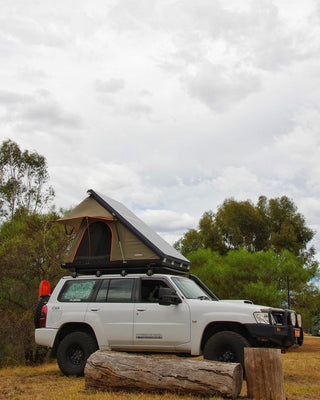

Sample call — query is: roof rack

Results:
[61,259,189,277]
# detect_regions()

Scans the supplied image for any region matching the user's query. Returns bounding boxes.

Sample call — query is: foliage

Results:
[175,196,315,259]
[311,314,320,336]
[188,248,317,310]
[0,140,70,366]
[0,139,54,219]
[0,208,69,366]
[174,195,319,325]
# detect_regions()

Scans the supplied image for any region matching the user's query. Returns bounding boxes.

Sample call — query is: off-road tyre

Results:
[34,295,50,328]
[203,330,250,369]
[57,332,98,376]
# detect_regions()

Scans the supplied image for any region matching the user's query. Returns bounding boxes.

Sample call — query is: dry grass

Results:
[1,335,320,400]
[0,363,222,400]
[282,335,320,400]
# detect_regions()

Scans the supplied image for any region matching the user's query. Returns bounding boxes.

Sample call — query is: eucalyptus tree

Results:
[0,139,54,220]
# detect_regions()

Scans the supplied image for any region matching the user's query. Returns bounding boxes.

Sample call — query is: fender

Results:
[188,302,263,355]
[50,322,107,358]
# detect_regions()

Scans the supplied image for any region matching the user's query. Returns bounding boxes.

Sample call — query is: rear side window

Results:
[58,279,97,302]
[95,278,134,303]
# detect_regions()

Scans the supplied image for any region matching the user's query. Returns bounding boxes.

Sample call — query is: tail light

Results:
[39,305,47,328]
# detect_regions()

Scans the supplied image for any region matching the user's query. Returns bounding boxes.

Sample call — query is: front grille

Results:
[269,310,297,327]
[271,311,286,325]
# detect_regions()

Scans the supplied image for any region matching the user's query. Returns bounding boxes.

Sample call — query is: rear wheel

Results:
[57,332,98,376]
[203,331,250,368]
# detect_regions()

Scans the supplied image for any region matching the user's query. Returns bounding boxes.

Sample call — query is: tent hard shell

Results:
[55,189,190,276]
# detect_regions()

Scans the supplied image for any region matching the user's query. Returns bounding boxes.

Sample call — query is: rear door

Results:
[86,277,135,347]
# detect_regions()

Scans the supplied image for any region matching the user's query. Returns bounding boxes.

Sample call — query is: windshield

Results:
[172,277,212,300]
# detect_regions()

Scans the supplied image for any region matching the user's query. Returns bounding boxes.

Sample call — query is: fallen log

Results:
[85,351,243,399]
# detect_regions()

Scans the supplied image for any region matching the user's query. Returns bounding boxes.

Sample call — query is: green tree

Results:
[175,195,319,328]
[293,286,320,332]
[0,140,66,366]
[260,195,314,256]
[214,199,269,252]
[311,314,320,336]
[175,195,315,259]
[0,139,54,219]
[0,209,69,366]
[187,248,318,328]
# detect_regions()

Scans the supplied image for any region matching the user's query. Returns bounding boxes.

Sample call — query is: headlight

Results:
[296,313,302,328]
[254,312,270,324]
[290,312,297,326]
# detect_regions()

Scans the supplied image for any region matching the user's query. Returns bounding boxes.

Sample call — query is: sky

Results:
[1,0,320,255]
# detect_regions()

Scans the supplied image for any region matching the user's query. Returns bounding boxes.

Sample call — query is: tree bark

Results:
[244,348,286,400]
[85,351,243,399]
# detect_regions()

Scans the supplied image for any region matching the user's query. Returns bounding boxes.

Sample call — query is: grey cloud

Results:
[97,96,153,118]
[0,89,82,131]
[107,0,157,32]
[94,79,151,118]
[160,0,318,93]
[0,90,31,105]
[17,67,47,83]
[185,62,261,111]
[95,79,125,94]
[0,16,66,48]
[121,102,152,117]
[22,103,82,129]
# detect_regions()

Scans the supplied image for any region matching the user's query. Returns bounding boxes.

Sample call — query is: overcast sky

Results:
[1,0,320,255]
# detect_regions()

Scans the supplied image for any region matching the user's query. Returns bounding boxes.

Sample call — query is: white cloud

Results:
[1,0,320,253]
[136,209,197,233]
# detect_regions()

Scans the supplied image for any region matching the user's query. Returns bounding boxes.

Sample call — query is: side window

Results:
[95,279,134,303]
[140,279,170,303]
[108,279,134,302]
[95,279,110,302]
[58,279,97,302]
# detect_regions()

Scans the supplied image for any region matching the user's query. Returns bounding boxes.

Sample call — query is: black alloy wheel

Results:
[203,330,250,368]
[57,331,98,376]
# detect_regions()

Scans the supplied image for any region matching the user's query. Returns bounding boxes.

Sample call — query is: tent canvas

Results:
[55,189,190,275]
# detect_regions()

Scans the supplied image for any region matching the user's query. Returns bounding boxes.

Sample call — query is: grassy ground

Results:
[282,335,320,399]
[1,335,320,400]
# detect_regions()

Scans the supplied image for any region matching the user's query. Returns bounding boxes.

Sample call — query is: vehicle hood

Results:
[219,299,253,304]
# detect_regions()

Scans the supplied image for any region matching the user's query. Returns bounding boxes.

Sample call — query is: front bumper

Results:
[244,323,303,348]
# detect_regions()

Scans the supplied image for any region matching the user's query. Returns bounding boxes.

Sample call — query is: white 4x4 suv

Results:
[35,272,303,376]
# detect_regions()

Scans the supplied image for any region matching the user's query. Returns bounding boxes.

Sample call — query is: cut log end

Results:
[85,351,243,399]
[245,348,286,400]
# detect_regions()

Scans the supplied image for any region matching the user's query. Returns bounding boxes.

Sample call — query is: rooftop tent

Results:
[55,189,190,275]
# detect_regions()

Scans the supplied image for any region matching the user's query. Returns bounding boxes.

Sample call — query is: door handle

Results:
[90,307,100,311]
[136,308,146,312]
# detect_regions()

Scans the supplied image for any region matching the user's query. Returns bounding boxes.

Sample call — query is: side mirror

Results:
[158,287,182,306]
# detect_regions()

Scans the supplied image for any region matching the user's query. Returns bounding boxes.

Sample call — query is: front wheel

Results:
[57,332,98,376]
[203,331,250,368]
